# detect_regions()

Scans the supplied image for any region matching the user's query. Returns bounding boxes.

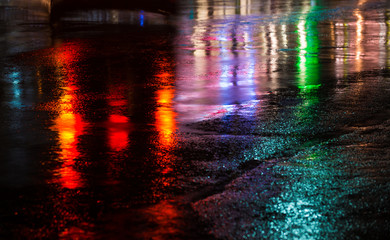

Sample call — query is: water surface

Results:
[0,0,389,239]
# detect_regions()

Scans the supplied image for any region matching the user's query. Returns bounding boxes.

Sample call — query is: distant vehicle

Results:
[50,0,176,20]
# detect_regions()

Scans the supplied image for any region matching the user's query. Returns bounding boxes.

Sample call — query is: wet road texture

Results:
[1,0,390,239]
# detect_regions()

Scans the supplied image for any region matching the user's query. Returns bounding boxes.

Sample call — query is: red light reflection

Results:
[137,200,183,240]
[107,114,130,152]
[106,85,131,152]
[50,42,86,190]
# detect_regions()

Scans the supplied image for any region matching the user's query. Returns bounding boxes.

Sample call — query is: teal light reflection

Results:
[266,146,346,239]
[9,70,23,109]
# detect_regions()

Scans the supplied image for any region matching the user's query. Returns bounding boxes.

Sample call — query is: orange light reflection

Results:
[153,69,177,199]
[155,87,177,148]
[53,103,85,189]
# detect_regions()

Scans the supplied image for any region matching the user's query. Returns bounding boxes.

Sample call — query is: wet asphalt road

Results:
[0,0,390,239]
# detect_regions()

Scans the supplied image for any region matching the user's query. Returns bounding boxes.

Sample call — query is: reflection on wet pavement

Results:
[1,0,390,239]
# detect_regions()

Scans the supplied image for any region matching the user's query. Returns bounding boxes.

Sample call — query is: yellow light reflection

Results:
[269,23,278,75]
[343,23,349,79]
[353,0,368,73]
[36,70,43,96]
[192,1,208,57]
[334,21,350,84]
[354,11,363,62]
[239,0,251,16]
[357,0,368,6]
[330,22,335,60]
[281,24,288,49]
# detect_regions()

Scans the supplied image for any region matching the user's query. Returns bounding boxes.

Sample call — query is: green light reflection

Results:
[293,3,322,124]
[296,5,321,92]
